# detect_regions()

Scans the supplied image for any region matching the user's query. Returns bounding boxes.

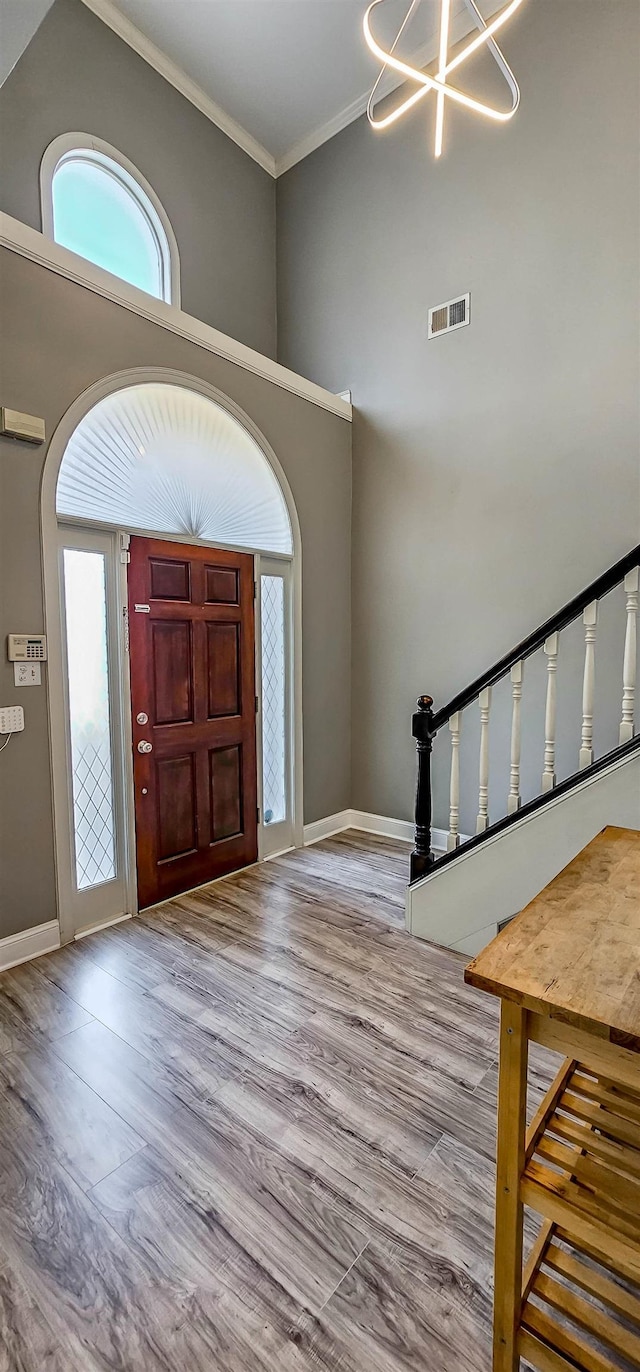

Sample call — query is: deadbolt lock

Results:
[136,712,148,725]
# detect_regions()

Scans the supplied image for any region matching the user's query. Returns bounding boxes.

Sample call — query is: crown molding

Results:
[79,0,277,177]
[0,213,352,421]
[80,0,507,181]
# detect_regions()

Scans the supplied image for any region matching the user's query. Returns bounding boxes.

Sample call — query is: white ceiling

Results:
[108,0,451,165]
[85,0,502,174]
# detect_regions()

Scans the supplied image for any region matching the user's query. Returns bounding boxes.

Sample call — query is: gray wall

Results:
[0,0,277,357]
[0,250,352,939]
[277,0,640,828]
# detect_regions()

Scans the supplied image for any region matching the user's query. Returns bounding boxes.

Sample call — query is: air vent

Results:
[428,292,471,339]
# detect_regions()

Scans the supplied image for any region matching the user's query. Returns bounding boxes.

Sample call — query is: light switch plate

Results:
[0,705,24,733]
[14,662,41,687]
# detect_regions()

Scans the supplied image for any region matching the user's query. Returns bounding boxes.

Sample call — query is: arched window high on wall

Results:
[40,135,180,304]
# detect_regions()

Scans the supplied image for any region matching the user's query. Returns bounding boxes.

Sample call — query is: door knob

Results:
[137,740,153,753]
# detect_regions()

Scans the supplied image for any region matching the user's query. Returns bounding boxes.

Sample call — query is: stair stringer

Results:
[406,750,640,956]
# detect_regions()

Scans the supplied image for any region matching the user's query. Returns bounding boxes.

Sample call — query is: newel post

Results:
[411,695,436,882]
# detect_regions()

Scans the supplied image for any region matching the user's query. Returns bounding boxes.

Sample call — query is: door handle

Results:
[137,740,153,753]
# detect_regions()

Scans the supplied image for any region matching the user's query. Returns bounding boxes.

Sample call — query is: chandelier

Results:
[363,0,524,158]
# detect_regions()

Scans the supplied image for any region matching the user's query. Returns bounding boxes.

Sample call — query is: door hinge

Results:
[254,580,257,600]
[255,695,259,714]
[122,605,130,653]
[119,531,131,564]
[257,805,260,824]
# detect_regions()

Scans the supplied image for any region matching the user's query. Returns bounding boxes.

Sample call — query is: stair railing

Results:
[410,545,640,882]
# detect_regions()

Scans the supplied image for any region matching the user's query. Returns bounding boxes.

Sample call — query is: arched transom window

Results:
[41,136,179,304]
[56,382,293,555]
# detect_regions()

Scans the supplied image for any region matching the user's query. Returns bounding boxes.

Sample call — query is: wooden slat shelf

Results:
[465,828,640,1372]
[518,1062,640,1370]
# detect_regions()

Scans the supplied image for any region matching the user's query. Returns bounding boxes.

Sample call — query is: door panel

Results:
[206,622,240,718]
[149,557,191,601]
[210,744,243,842]
[156,754,197,860]
[129,537,257,908]
[152,621,193,724]
[205,565,238,604]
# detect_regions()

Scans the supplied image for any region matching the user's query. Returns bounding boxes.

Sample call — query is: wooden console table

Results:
[465,826,640,1372]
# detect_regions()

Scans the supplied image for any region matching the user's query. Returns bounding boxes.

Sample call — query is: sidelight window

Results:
[62,548,116,890]
[261,574,287,827]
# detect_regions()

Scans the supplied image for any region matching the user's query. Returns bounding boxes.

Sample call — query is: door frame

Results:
[43,369,303,944]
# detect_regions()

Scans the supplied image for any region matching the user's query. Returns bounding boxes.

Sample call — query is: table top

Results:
[464,826,640,1052]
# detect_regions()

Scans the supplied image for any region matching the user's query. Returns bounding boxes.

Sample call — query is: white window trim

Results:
[40,132,181,307]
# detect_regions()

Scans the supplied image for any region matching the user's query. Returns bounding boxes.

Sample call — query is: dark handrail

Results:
[430,544,640,734]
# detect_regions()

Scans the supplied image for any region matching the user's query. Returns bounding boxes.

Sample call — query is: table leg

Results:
[493,999,528,1371]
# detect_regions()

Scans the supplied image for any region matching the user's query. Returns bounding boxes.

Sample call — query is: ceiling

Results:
[85,0,503,174]
[1,0,506,175]
[105,0,456,169]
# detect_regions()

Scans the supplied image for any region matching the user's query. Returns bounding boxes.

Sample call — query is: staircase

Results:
[406,546,640,953]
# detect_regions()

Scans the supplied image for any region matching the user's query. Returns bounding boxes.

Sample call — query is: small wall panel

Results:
[152,621,193,724]
[156,755,197,860]
[206,622,240,718]
[150,558,191,601]
[205,566,239,605]
[210,745,242,842]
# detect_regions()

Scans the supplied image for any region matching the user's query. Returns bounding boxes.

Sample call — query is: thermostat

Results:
[7,634,47,662]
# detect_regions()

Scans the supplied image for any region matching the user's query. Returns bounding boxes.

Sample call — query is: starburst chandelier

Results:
[363,0,524,158]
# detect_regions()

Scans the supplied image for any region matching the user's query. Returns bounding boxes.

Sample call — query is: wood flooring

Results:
[0,831,556,1371]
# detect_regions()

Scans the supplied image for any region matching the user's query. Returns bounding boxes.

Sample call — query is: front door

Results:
[128,537,257,908]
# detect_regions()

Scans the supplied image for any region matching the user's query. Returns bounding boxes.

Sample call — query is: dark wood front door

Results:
[128,537,257,909]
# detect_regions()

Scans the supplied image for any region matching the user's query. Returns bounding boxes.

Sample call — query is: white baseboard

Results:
[303,808,455,853]
[0,919,60,972]
[349,810,414,843]
[303,810,353,845]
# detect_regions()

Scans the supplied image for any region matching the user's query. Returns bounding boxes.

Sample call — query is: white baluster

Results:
[476,686,492,834]
[507,661,523,814]
[447,711,461,851]
[620,568,639,744]
[579,600,598,768]
[541,632,559,792]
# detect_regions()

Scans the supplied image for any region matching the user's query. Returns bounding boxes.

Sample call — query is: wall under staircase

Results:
[406,748,640,955]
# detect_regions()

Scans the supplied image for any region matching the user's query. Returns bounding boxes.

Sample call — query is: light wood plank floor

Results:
[0,832,554,1371]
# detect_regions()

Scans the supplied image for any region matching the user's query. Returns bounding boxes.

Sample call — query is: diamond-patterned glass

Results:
[63,549,116,889]
[261,575,286,825]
